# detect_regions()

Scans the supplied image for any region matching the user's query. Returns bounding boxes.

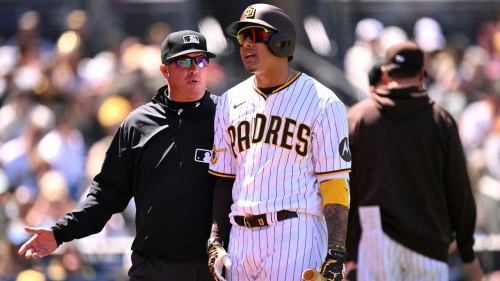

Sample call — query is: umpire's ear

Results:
[160,64,169,78]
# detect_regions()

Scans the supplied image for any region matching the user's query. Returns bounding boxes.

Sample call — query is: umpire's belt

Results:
[234,210,298,228]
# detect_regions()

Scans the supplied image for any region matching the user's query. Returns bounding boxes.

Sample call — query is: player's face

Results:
[238,25,281,73]
[161,52,209,102]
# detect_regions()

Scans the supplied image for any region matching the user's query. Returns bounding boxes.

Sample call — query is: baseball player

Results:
[207,4,351,281]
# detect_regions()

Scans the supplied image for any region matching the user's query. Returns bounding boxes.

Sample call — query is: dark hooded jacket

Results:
[345,86,477,263]
[52,85,217,260]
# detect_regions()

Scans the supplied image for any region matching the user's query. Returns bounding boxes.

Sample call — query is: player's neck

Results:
[254,67,294,88]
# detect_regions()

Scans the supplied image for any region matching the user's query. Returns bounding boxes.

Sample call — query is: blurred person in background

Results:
[475,113,500,235]
[18,30,218,281]
[344,18,384,101]
[345,41,483,281]
[0,86,55,146]
[459,80,500,166]
[378,26,408,57]
[0,121,50,200]
[0,219,42,280]
[5,10,55,68]
[37,101,86,202]
[413,17,446,85]
[476,9,500,57]
[427,50,468,120]
[458,45,491,102]
[24,170,75,229]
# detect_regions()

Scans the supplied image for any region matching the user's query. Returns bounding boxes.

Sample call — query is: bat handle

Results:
[302,268,326,281]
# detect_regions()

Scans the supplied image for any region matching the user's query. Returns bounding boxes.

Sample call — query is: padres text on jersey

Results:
[209,73,351,218]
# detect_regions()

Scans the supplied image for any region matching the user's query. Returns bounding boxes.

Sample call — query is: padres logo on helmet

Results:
[244,6,256,18]
[226,3,296,61]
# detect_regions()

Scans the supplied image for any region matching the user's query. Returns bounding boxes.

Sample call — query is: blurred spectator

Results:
[427,50,468,120]
[25,170,75,228]
[476,116,500,234]
[378,25,408,56]
[0,122,49,199]
[458,45,491,101]
[413,17,446,85]
[459,80,500,197]
[37,102,86,202]
[413,17,446,54]
[0,87,55,146]
[51,31,90,98]
[344,18,384,101]
[459,80,500,157]
[485,31,500,81]
[476,9,500,55]
[0,219,42,280]
[5,10,55,68]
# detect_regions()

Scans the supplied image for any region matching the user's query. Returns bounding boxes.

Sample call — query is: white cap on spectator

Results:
[379,26,408,54]
[355,18,384,42]
[414,17,446,52]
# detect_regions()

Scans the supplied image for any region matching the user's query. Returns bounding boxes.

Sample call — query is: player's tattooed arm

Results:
[323,204,348,246]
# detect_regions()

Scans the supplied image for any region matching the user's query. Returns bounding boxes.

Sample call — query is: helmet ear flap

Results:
[267,29,296,60]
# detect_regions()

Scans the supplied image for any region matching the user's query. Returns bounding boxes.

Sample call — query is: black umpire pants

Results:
[128,250,213,281]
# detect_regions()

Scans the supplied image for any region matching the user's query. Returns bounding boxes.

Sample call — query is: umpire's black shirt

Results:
[52,85,217,260]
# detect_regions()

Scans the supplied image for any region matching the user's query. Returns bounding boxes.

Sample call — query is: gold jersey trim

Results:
[252,72,302,100]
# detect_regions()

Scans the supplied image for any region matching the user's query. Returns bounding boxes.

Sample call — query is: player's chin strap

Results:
[319,245,347,281]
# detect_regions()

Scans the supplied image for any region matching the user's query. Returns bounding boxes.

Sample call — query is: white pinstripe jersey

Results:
[209,72,351,218]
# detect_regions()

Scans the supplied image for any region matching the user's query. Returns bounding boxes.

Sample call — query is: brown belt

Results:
[234,210,298,228]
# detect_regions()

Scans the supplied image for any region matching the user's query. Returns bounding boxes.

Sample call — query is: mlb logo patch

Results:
[183,35,200,44]
[395,54,405,63]
[195,148,212,163]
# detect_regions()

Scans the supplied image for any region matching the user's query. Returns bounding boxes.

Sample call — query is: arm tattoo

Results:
[323,204,348,246]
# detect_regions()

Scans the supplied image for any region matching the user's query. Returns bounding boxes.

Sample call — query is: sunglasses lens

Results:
[174,56,209,68]
[176,58,192,68]
[195,56,209,68]
[237,27,272,45]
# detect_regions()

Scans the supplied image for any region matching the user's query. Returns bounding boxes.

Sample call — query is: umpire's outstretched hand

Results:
[18,226,58,259]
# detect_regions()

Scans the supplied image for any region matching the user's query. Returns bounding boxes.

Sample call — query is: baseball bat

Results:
[302,268,326,281]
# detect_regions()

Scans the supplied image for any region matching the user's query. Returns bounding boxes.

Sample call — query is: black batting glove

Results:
[319,245,347,281]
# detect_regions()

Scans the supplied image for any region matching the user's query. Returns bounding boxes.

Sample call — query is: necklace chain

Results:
[284,68,292,85]
[254,68,292,87]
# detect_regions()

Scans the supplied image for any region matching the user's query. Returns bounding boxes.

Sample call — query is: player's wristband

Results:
[206,237,223,253]
[326,245,347,262]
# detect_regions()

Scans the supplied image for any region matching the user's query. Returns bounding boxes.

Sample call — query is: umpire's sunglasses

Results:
[236,26,276,46]
[166,55,209,68]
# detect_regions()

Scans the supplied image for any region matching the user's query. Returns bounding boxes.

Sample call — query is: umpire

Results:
[18,30,218,281]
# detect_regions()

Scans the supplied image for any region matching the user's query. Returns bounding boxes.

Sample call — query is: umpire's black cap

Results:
[161,30,216,63]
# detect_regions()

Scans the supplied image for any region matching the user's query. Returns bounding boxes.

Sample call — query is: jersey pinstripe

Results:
[209,72,351,218]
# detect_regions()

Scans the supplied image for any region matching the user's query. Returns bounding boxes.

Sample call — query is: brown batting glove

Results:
[207,237,231,281]
[319,245,347,281]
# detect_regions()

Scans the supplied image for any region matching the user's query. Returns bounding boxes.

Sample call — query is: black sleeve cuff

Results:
[51,225,65,247]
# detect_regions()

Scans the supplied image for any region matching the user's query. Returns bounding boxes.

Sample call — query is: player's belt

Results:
[234,210,298,228]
